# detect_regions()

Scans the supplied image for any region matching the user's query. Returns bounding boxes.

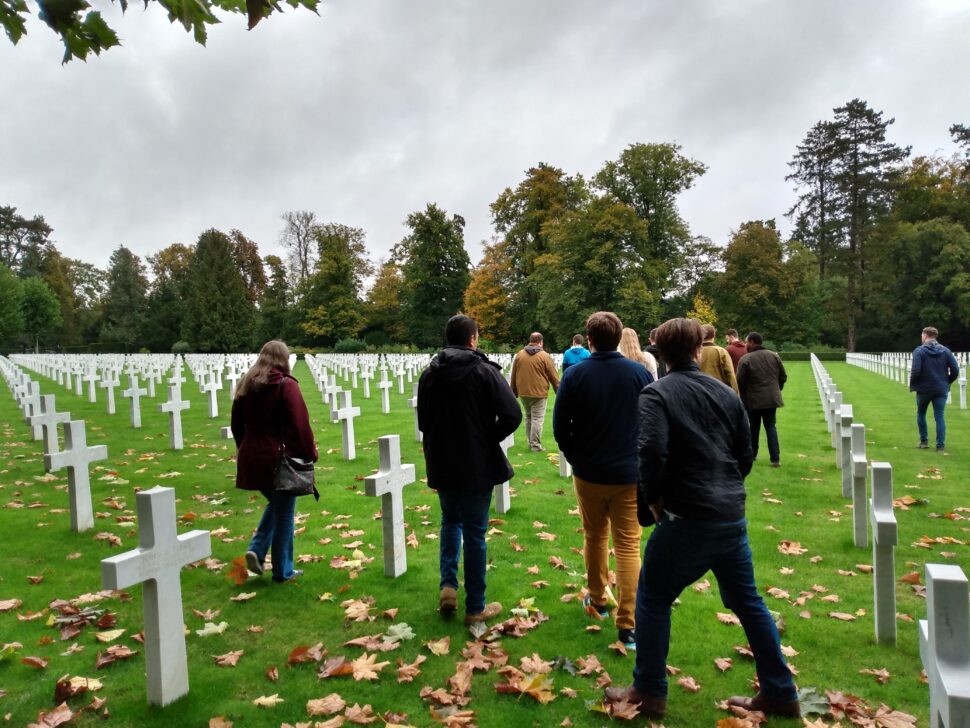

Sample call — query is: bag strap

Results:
[276,378,287,455]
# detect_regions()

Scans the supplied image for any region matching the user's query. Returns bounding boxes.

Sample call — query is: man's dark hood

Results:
[428,346,498,382]
[919,340,947,357]
[524,345,543,355]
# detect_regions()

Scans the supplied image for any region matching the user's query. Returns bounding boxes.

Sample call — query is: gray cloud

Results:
[0,0,967,271]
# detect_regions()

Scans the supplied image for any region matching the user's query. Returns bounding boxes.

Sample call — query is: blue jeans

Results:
[249,490,297,582]
[749,408,780,463]
[916,393,947,447]
[438,488,493,614]
[632,516,796,702]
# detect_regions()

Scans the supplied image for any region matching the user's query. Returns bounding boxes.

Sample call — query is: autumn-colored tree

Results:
[143,243,194,352]
[686,294,717,326]
[257,255,291,344]
[463,242,513,345]
[229,230,268,305]
[363,261,406,345]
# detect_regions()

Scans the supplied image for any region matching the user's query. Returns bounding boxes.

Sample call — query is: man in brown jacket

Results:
[736,332,787,467]
[510,332,560,451]
[698,324,739,394]
[724,329,748,372]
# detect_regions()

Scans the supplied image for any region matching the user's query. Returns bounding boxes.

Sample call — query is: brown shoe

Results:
[728,693,800,718]
[604,685,666,718]
[464,601,502,624]
[439,587,457,614]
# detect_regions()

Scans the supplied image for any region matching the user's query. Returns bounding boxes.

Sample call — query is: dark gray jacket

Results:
[909,340,959,398]
[736,347,787,411]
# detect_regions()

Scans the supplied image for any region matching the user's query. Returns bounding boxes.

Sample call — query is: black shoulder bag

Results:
[273,379,319,500]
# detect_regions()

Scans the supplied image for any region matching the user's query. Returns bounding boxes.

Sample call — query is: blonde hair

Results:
[235,340,291,399]
[618,328,647,364]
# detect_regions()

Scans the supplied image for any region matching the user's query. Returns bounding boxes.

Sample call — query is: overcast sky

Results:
[1,0,968,274]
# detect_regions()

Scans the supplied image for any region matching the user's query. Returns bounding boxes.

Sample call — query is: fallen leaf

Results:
[350,653,389,681]
[212,650,243,667]
[425,637,451,656]
[252,693,284,707]
[307,693,347,716]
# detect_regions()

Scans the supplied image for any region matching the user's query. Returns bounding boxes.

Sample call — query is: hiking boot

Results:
[770,461,781,468]
[439,586,457,615]
[937,444,945,452]
[727,693,800,718]
[464,602,502,625]
[618,628,636,651]
[583,593,609,621]
[604,685,666,718]
[245,550,264,576]
[919,441,929,449]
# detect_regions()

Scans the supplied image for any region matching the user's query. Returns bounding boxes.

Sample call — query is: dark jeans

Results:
[632,515,797,702]
[916,393,947,447]
[438,488,493,614]
[249,489,297,582]
[748,408,779,463]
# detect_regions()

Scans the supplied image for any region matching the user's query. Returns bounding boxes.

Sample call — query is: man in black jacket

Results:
[418,315,522,625]
[605,318,799,720]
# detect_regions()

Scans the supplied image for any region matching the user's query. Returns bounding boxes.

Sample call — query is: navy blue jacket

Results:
[553,351,653,484]
[910,340,960,398]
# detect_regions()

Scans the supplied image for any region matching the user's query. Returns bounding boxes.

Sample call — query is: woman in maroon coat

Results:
[231,340,317,583]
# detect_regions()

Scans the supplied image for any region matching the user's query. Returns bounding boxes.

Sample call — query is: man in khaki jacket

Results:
[510,332,560,451]
[698,324,739,394]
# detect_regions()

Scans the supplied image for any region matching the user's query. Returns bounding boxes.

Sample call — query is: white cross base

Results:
[869,462,898,645]
[494,433,514,514]
[122,376,148,429]
[378,378,393,414]
[44,420,108,532]
[101,486,211,707]
[159,386,190,450]
[850,423,867,548]
[335,390,361,460]
[919,563,970,728]
[559,451,573,478]
[364,435,416,577]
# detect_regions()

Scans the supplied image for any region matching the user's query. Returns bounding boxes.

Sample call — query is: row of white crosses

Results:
[847,350,970,410]
[811,355,899,644]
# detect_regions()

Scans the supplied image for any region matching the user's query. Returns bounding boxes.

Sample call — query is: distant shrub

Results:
[171,341,190,355]
[334,338,367,353]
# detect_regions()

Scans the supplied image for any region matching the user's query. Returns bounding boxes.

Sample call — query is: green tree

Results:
[301,223,371,346]
[141,242,194,351]
[102,245,149,352]
[21,276,62,352]
[39,249,81,347]
[257,254,291,344]
[2,0,321,63]
[279,210,319,292]
[787,121,840,280]
[490,164,587,338]
[363,261,405,346]
[0,263,25,345]
[0,206,53,275]
[183,229,254,352]
[66,258,106,346]
[394,204,471,348]
[593,142,707,295]
[230,230,267,305]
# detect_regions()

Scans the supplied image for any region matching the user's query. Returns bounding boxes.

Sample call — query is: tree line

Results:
[2,99,968,354]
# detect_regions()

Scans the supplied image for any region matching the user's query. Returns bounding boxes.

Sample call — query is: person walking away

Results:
[604,317,799,720]
[618,327,658,381]
[553,312,652,650]
[698,324,739,393]
[645,328,668,379]
[725,328,747,372]
[510,332,559,451]
[418,315,522,624]
[562,334,591,371]
[233,340,317,583]
[910,326,960,451]
[736,332,786,467]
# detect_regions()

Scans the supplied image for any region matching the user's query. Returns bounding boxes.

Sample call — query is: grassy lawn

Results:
[1,359,967,726]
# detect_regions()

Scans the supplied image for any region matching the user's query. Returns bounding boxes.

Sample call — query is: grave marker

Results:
[850,423,868,548]
[494,433,514,514]
[919,563,970,728]
[101,486,211,706]
[407,382,421,442]
[559,450,573,478]
[869,462,897,645]
[159,385,190,450]
[378,372,393,414]
[100,374,120,415]
[44,420,108,532]
[122,375,148,429]
[364,435,416,577]
[335,390,361,460]
[29,394,70,458]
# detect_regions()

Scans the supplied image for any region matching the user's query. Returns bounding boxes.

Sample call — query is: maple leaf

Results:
[899,571,921,585]
[520,653,553,673]
[350,652,389,681]
[576,654,604,675]
[448,663,473,696]
[21,655,49,669]
[716,718,757,727]
[319,656,355,679]
[0,598,23,612]
[860,667,891,684]
[226,557,249,585]
[549,555,566,570]
[608,697,641,720]
[344,702,377,724]
[95,644,138,669]
[265,665,279,682]
[778,540,808,555]
[385,623,416,643]
[715,657,734,672]
[677,675,701,692]
[289,643,326,664]
[230,592,256,602]
[607,641,628,656]
[27,701,73,727]
[425,636,451,655]
[208,717,233,728]
[212,650,243,667]
[693,578,712,592]
[872,703,917,727]
[717,612,741,626]
[536,531,557,541]
[396,655,426,683]
[252,693,284,707]
[307,693,347,716]
[828,612,856,621]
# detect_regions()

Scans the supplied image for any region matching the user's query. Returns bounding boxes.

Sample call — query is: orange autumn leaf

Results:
[226,557,249,585]
[350,652,389,681]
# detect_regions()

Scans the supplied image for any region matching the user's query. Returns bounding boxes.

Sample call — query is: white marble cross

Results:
[20,381,42,440]
[364,435,416,577]
[44,420,108,532]
[101,486,211,707]
[494,433,514,514]
[328,385,342,424]
[869,462,898,645]
[200,374,222,419]
[220,426,234,440]
[362,370,373,399]
[122,375,149,429]
[159,385,190,450]
[84,368,99,403]
[559,450,573,478]
[919,563,970,728]
[99,373,120,415]
[407,382,422,442]
[30,394,70,458]
[323,375,339,405]
[378,373,393,415]
[335,390,361,460]
[396,366,405,394]
[145,371,156,398]
[850,423,868,548]
[837,404,853,492]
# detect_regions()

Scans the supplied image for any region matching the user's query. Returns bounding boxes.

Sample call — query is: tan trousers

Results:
[520,396,548,450]
[573,475,641,630]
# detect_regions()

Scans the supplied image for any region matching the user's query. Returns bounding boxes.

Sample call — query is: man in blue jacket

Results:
[553,311,652,650]
[562,334,591,370]
[910,326,960,452]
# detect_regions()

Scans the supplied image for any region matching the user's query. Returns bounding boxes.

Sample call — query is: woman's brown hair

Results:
[234,340,291,399]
